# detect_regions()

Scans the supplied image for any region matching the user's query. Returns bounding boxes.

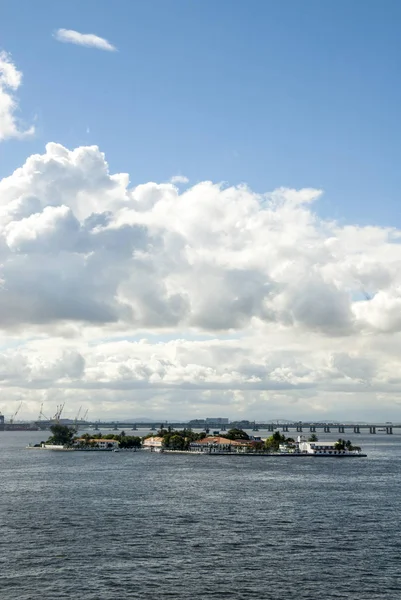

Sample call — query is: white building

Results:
[298,440,348,455]
[142,436,164,451]
[279,442,297,453]
[94,439,119,450]
[75,438,119,450]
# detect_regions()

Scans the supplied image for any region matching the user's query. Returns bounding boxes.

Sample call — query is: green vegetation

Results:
[47,424,75,446]
[157,425,174,436]
[46,426,205,450]
[77,432,142,449]
[158,428,206,450]
[264,430,294,452]
[45,428,142,449]
[43,425,362,455]
[224,428,250,441]
[113,433,141,448]
[334,438,361,452]
[156,427,269,452]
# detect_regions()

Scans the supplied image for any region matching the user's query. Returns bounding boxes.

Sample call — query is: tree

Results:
[334,438,360,451]
[336,439,360,452]
[225,428,250,441]
[148,428,212,451]
[251,441,265,453]
[48,424,74,446]
[169,434,185,450]
[308,433,318,442]
[119,435,142,449]
[265,431,286,451]
[157,428,169,437]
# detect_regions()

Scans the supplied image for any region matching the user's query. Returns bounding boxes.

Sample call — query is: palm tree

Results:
[334,438,345,450]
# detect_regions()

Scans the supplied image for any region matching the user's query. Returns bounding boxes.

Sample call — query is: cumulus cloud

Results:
[54,29,117,52]
[1,142,401,419]
[2,142,401,337]
[1,334,401,422]
[0,51,34,140]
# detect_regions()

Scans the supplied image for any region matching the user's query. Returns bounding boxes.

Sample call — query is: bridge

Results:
[80,421,398,435]
[1,418,397,434]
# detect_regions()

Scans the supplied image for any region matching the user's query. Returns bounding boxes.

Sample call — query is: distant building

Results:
[205,418,229,425]
[189,436,250,453]
[279,442,297,453]
[142,436,164,451]
[93,439,119,450]
[75,438,119,450]
[298,440,346,455]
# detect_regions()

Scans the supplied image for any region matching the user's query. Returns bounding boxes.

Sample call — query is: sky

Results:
[1,0,401,423]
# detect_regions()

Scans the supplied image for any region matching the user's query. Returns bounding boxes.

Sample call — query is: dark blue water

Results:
[1,431,401,599]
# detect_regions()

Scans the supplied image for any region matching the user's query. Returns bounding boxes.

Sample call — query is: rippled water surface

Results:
[1,430,401,599]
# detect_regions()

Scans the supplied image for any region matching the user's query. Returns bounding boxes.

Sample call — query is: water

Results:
[1,430,401,599]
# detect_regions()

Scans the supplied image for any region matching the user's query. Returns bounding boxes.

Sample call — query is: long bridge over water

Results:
[0,416,398,434]
[83,421,398,435]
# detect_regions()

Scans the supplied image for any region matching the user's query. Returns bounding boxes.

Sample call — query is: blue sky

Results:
[3,0,401,421]
[2,0,401,227]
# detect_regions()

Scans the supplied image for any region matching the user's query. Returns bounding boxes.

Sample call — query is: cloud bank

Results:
[1,143,401,421]
[54,29,117,52]
[0,51,34,140]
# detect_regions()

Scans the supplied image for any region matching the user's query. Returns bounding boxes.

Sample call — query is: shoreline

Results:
[163,451,368,457]
[28,446,367,457]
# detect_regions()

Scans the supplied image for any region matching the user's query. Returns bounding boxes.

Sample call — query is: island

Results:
[32,425,366,457]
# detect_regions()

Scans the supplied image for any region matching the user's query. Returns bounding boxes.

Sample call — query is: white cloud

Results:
[1,142,401,420]
[0,51,34,141]
[170,175,189,184]
[54,29,117,52]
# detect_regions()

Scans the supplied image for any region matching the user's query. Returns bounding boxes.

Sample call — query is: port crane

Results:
[53,403,65,424]
[38,403,50,422]
[10,401,23,424]
[74,406,82,430]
